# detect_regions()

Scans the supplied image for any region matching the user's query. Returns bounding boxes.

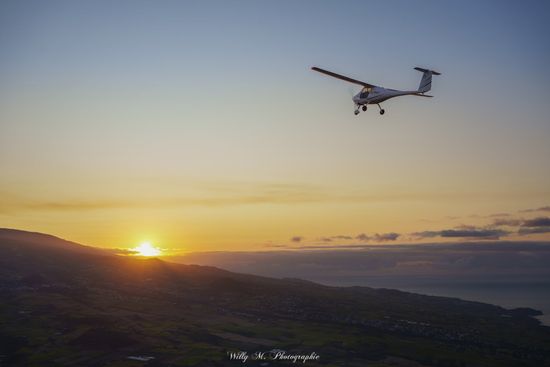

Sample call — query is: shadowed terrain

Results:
[1,228,549,366]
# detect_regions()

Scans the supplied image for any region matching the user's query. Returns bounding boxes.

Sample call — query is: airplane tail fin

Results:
[415,67,441,93]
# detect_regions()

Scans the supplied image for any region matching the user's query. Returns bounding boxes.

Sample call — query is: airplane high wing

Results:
[311,67,377,88]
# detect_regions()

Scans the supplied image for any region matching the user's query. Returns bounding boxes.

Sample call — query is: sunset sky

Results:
[1,0,550,253]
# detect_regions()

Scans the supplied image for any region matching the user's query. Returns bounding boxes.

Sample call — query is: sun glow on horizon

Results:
[132,242,162,257]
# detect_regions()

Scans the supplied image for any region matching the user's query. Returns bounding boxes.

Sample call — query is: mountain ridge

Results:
[0,228,112,256]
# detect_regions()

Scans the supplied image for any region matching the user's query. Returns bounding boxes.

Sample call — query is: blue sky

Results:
[1,0,549,250]
[2,1,549,87]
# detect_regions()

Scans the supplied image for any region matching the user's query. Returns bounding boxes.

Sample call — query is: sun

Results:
[132,242,162,257]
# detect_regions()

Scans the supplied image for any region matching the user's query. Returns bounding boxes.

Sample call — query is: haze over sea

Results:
[176,241,550,325]
[388,281,550,326]
[304,274,550,326]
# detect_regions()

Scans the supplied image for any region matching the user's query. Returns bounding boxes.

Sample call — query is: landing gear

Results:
[354,109,360,116]
[362,105,367,111]
[377,104,385,115]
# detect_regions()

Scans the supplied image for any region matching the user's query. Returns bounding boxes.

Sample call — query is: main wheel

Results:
[362,105,367,111]
[354,110,360,115]
[379,109,385,115]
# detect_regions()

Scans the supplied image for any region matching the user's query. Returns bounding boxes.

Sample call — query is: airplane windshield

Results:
[359,88,370,99]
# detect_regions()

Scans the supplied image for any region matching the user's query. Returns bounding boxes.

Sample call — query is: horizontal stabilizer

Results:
[414,67,441,75]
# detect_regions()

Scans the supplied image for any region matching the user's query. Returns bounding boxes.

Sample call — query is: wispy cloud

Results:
[491,218,523,227]
[518,227,550,235]
[440,229,507,239]
[518,216,550,235]
[4,185,549,213]
[296,244,373,250]
[350,232,401,242]
[318,237,333,242]
[373,232,400,241]
[1,182,336,212]
[291,233,400,245]
[331,235,353,240]
[413,227,508,240]
[487,212,510,217]
[519,206,550,213]
[263,243,289,248]
[411,214,550,239]
[356,233,370,242]
[104,248,139,255]
[522,217,550,227]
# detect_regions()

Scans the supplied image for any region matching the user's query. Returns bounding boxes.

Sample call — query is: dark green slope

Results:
[1,229,549,367]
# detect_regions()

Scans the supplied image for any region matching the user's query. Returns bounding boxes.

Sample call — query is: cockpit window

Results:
[359,87,371,99]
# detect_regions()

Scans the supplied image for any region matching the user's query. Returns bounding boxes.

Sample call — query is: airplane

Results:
[311,66,441,115]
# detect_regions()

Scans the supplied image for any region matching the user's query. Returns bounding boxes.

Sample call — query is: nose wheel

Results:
[354,105,366,115]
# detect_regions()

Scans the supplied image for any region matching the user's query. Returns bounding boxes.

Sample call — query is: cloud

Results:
[296,244,372,250]
[412,231,440,238]
[490,217,550,232]
[351,232,400,242]
[440,229,507,239]
[263,243,289,248]
[373,232,400,242]
[6,185,549,214]
[413,227,508,239]
[0,182,340,212]
[318,235,354,242]
[518,227,550,235]
[296,233,400,245]
[518,217,550,235]
[519,206,550,213]
[355,233,370,242]
[522,217,550,227]
[291,236,303,243]
[492,218,523,227]
[331,235,353,240]
[409,216,550,238]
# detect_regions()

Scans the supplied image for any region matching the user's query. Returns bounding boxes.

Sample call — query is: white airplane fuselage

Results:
[352,86,420,106]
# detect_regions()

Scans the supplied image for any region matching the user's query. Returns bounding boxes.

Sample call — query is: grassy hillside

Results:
[1,229,549,366]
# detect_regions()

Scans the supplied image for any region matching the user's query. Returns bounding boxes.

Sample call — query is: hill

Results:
[1,228,549,366]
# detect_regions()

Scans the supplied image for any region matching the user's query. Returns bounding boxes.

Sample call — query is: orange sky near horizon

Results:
[2,176,549,253]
